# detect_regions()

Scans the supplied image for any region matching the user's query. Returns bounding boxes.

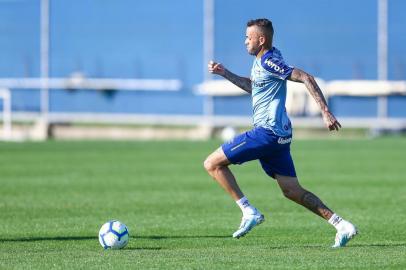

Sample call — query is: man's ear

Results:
[259,36,266,46]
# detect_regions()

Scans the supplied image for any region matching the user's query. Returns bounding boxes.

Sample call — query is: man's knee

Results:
[203,157,215,172]
[203,148,229,173]
[204,156,223,170]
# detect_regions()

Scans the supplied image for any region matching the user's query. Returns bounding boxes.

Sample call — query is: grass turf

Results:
[0,138,405,269]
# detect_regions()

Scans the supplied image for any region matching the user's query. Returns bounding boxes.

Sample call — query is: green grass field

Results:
[0,138,405,269]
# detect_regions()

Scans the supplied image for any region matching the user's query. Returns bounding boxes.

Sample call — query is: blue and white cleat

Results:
[332,221,358,248]
[232,212,265,239]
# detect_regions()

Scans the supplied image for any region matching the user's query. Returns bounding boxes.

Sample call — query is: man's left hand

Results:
[322,110,342,131]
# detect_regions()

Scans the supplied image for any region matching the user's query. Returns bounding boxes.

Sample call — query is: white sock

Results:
[328,213,345,231]
[236,196,257,216]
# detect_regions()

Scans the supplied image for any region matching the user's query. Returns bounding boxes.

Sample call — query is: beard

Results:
[247,46,261,56]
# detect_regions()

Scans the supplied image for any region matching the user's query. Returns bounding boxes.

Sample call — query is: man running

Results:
[203,18,357,248]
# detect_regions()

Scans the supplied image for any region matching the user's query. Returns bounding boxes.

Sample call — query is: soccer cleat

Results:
[232,212,265,239]
[332,221,358,248]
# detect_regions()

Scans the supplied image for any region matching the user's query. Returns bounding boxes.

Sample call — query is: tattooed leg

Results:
[300,191,333,220]
[276,175,333,220]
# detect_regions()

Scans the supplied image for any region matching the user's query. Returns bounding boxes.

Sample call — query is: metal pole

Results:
[40,0,50,125]
[377,0,388,118]
[203,0,214,129]
[378,0,388,81]
[203,0,214,82]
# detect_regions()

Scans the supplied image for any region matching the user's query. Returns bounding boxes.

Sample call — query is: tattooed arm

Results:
[208,60,252,93]
[288,68,341,131]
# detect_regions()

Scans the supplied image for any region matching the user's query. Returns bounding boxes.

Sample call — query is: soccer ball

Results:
[220,126,237,142]
[98,220,129,249]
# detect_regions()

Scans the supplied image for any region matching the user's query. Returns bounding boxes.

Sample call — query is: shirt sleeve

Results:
[261,55,293,80]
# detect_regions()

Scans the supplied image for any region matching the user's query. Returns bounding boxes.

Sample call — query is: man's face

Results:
[245,26,264,56]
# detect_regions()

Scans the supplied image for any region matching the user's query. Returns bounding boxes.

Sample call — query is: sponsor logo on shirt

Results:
[277,137,292,144]
[252,80,266,88]
[264,59,285,74]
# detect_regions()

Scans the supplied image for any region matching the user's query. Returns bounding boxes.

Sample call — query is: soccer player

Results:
[203,18,357,248]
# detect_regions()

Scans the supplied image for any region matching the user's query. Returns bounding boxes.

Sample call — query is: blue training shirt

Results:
[250,47,293,137]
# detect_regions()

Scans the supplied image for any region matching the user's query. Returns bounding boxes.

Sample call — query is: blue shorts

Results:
[222,127,296,179]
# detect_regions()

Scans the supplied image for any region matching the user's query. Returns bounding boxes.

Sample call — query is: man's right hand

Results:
[208,60,226,76]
